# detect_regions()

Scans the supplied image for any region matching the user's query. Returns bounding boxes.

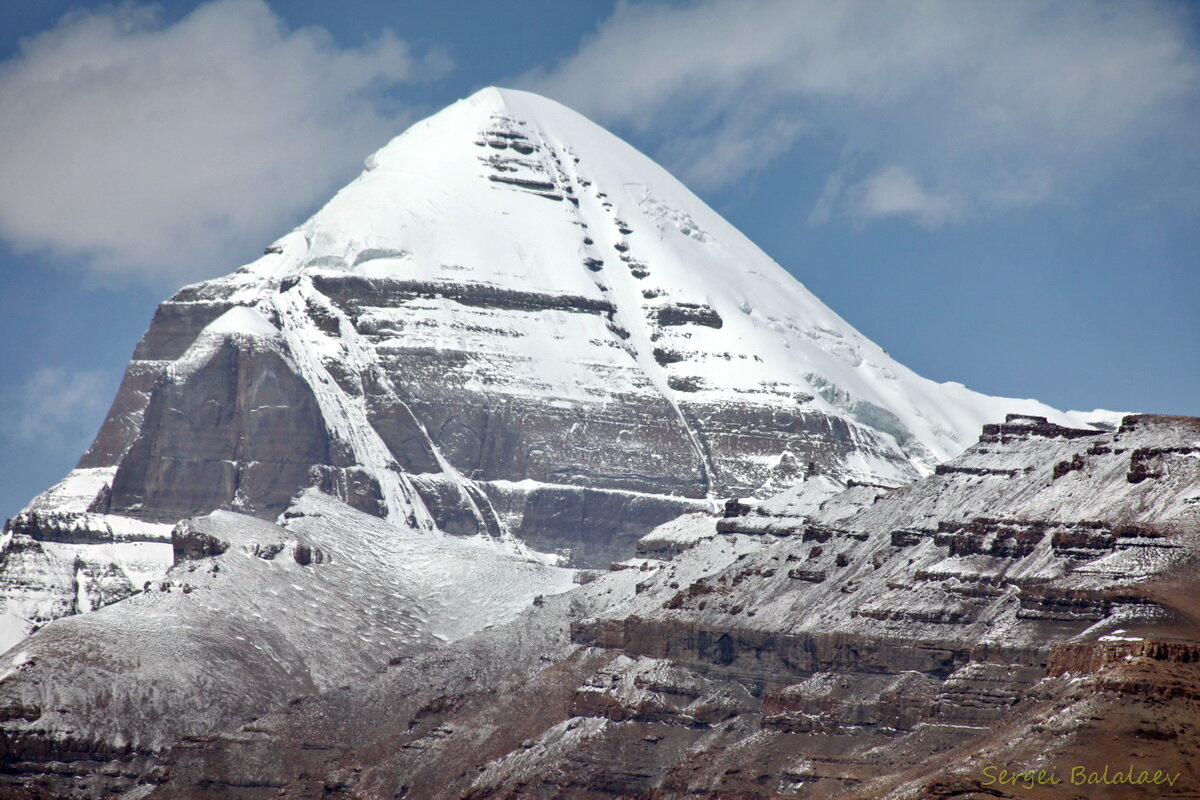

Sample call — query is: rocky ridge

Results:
[0,412,1187,798]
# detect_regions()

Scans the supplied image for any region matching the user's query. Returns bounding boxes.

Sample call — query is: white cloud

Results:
[2,367,111,458]
[659,114,806,191]
[0,0,446,282]
[523,0,1200,224]
[823,165,957,228]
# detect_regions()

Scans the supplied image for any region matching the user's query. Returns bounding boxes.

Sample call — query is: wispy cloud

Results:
[523,0,1200,225]
[0,0,448,283]
[659,114,806,192]
[814,165,957,228]
[2,367,112,460]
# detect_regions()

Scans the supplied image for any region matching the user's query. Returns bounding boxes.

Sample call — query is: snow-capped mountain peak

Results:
[1,87,1119,652]
[241,86,1115,475]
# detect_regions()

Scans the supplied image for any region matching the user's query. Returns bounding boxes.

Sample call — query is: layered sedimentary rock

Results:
[1,412,1184,798]
[1,89,1116,652]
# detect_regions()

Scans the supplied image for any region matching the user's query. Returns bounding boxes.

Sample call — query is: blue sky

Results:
[2,0,1198,519]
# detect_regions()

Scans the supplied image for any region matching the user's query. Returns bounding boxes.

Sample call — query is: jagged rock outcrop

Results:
[0,469,175,647]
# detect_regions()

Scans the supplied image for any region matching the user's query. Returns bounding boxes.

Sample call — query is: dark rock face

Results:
[484,482,710,566]
[980,412,1112,442]
[110,339,332,522]
[79,300,235,471]
[654,302,723,328]
[8,413,1183,800]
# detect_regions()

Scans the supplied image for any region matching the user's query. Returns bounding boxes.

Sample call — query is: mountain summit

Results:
[257,85,1110,470]
[2,87,1113,645]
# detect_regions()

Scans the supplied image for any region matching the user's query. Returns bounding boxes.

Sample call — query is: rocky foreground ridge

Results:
[0,412,1195,799]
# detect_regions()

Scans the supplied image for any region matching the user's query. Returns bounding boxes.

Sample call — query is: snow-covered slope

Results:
[0,490,574,757]
[1,87,1118,650]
